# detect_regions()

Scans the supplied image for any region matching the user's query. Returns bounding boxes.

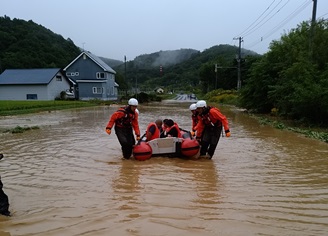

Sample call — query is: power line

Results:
[234,0,277,38]
[318,12,328,19]
[262,1,311,38]
[244,0,311,50]
[243,0,290,38]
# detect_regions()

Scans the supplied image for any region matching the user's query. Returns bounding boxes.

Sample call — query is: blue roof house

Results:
[64,51,118,101]
[0,68,73,100]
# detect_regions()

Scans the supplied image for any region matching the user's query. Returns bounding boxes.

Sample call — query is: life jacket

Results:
[200,106,222,127]
[165,122,182,138]
[146,122,160,141]
[115,106,136,128]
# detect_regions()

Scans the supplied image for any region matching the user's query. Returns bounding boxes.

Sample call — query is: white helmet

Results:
[189,103,197,111]
[196,100,207,108]
[128,98,138,106]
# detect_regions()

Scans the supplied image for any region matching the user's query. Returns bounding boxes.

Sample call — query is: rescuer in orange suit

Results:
[195,100,230,159]
[105,98,140,159]
[189,103,199,137]
[146,119,163,141]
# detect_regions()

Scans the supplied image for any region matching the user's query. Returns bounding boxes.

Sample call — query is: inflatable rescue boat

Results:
[133,132,200,161]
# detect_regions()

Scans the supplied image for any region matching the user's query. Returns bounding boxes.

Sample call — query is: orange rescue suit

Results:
[164,122,181,138]
[146,122,160,141]
[106,106,140,136]
[196,107,229,138]
[191,113,199,132]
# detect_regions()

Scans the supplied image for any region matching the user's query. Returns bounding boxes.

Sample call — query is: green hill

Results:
[113,45,260,93]
[0,16,81,71]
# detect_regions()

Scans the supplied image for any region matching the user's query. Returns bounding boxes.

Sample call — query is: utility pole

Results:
[124,55,127,96]
[233,37,243,90]
[215,64,219,89]
[309,0,318,58]
[311,0,317,23]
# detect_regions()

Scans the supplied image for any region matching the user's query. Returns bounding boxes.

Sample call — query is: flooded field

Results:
[0,102,327,236]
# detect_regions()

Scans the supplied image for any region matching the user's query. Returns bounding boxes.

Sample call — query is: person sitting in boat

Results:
[189,103,199,137]
[146,119,163,141]
[162,119,181,138]
[105,98,141,159]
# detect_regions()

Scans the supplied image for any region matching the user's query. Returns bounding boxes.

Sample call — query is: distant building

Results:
[64,51,119,101]
[154,87,164,94]
[0,68,72,100]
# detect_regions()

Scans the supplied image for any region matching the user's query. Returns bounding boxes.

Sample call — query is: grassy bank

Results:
[253,114,328,143]
[200,89,328,143]
[0,100,100,116]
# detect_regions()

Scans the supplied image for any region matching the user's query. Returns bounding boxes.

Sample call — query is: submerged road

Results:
[174,93,198,102]
[0,103,327,236]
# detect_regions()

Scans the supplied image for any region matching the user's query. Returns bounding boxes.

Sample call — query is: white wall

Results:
[0,72,71,100]
[0,85,48,100]
[47,73,71,99]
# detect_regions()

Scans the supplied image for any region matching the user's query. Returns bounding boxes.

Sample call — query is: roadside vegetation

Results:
[234,20,328,143]
[203,89,239,106]
[200,90,328,143]
[239,20,328,128]
[252,114,328,143]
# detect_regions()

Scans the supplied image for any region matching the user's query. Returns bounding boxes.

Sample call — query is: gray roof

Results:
[0,68,62,85]
[64,51,116,74]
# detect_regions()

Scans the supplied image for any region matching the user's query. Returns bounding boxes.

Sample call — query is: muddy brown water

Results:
[0,101,327,236]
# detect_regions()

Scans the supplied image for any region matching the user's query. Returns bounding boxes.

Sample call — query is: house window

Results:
[26,94,38,100]
[96,72,106,79]
[56,75,62,81]
[92,87,103,94]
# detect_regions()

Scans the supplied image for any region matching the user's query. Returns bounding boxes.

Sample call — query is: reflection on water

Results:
[0,104,327,236]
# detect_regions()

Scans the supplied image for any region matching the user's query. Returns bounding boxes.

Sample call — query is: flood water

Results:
[0,101,327,236]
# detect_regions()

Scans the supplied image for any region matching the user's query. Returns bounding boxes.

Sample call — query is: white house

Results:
[0,68,72,100]
[154,87,164,94]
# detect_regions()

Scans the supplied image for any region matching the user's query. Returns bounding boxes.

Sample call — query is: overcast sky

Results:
[1,0,327,61]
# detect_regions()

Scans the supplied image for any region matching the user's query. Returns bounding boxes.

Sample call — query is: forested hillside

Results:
[0,16,81,71]
[113,45,259,93]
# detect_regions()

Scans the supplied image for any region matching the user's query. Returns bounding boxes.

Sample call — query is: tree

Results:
[240,19,328,126]
[0,16,80,70]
